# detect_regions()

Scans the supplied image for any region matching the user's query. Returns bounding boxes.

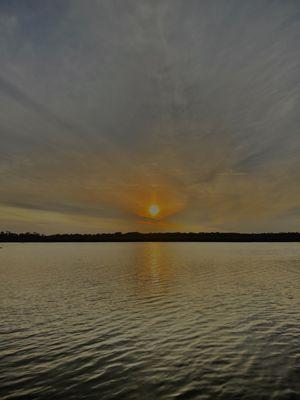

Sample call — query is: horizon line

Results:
[1,231,300,243]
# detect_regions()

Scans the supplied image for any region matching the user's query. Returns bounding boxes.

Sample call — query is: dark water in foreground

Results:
[0,243,299,400]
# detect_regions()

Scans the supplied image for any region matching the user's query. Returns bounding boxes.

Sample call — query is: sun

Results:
[149,204,160,217]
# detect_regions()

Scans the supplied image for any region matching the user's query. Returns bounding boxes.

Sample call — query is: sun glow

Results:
[149,204,160,217]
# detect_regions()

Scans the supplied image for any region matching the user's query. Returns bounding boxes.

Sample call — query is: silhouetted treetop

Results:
[1,231,300,242]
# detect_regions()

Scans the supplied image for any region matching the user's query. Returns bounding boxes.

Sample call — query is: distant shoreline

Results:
[1,232,300,242]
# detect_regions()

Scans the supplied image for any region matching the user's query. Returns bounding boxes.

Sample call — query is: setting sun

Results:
[149,204,160,217]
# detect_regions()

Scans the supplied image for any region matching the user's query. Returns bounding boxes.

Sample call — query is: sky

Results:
[0,0,300,233]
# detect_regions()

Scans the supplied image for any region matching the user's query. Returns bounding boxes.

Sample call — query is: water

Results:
[0,243,299,400]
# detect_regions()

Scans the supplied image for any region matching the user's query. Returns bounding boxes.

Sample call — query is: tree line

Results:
[1,231,300,242]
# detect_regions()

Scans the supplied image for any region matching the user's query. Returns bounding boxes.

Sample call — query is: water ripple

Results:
[0,243,299,399]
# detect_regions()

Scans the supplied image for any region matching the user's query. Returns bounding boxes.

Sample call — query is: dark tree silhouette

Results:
[0,231,300,242]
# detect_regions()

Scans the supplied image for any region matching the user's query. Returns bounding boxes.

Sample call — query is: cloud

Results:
[0,0,299,232]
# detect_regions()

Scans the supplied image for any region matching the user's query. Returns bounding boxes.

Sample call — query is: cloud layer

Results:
[1,0,300,232]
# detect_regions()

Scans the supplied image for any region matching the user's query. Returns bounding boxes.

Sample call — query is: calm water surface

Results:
[0,243,299,400]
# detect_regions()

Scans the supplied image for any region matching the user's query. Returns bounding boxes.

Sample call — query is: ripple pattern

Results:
[0,243,299,399]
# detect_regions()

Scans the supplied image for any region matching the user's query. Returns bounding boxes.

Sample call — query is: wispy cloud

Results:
[0,0,299,232]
